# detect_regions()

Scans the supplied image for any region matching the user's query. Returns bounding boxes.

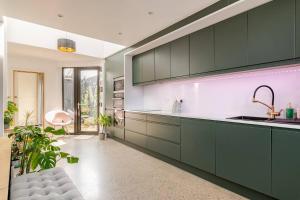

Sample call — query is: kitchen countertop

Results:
[125,110,300,130]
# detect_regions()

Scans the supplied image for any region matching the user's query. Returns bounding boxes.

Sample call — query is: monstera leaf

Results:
[38,151,57,169]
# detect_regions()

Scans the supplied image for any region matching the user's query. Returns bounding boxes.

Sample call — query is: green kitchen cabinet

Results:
[141,50,155,82]
[181,118,215,174]
[125,118,147,134]
[125,130,147,148]
[111,127,124,140]
[190,27,214,74]
[155,43,171,80]
[214,13,247,70]
[170,36,189,77]
[296,0,300,58]
[248,0,295,65]
[132,55,142,84]
[147,122,180,144]
[132,50,155,84]
[215,123,271,195]
[272,128,300,200]
[146,136,180,160]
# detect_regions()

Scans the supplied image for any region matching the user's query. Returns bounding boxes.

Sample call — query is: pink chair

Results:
[45,110,73,134]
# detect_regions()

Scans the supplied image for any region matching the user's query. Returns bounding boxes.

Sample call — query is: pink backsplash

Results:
[143,65,300,118]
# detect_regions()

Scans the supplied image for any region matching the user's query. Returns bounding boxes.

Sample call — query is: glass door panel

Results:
[63,68,75,133]
[62,67,99,134]
[79,70,99,132]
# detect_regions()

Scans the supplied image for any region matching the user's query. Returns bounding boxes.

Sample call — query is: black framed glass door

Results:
[63,67,100,134]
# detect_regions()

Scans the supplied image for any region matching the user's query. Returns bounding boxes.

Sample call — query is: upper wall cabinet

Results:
[170,36,189,77]
[248,0,295,65]
[132,50,155,84]
[296,0,300,58]
[155,43,171,80]
[190,27,214,75]
[132,55,142,84]
[214,13,247,70]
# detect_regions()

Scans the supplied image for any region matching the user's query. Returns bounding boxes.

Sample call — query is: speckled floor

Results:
[58,136,247,200]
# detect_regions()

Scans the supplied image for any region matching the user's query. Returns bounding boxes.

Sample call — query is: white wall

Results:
[141,65,300,119]
[0,18,8,135]
[8,54,62,114]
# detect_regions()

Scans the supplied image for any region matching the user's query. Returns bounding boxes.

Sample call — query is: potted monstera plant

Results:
[98,114,113,140]
[8,113,79,175]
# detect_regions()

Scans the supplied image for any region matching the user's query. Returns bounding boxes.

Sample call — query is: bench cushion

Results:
[10,167,83,200]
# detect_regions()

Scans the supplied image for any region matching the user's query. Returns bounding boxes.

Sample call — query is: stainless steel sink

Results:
[228,116,273,121]
[228,116,300,125]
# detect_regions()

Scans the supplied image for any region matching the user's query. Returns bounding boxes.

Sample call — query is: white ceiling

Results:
[6,17,125,59]
[0,0,219,46]
[8,42,102,63]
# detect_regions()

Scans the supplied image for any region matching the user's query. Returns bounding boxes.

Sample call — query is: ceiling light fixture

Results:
[57,38,76,53]
[147,11,154,15]
[57,13,76,53]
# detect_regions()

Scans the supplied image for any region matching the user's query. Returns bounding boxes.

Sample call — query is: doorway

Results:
[13,71,44,126]
[62,67,100,134]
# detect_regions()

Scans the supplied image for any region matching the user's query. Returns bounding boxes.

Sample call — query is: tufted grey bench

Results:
[10,167,84,200]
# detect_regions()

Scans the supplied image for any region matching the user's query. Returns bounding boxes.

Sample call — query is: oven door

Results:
[114,109,124,127]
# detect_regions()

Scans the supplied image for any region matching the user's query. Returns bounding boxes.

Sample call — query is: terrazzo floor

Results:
[58,136,247,200]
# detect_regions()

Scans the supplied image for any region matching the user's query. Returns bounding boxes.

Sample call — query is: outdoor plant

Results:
[8,114,79,175]
[4,100,18,128]
[98,114,112,139]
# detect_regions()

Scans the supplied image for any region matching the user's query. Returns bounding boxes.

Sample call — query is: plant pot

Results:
[4,123,10,129]
[99,133,107,140]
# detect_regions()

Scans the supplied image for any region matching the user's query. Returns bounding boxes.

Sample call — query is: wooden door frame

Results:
[13,70,45,127]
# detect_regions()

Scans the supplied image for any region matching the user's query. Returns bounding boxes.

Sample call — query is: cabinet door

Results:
[125,130,147,148]
[125,118,146,134]
[155,44,171,80]
[214,13,247,70]
[146,136,180,160]
[141,50,155,82]
[170,36,189,77]
[181,119,215,174]
[190,27,214,74]
[248,0,295,65]
[132,55,142,84]
[296,0,300,58]
[272,128,300,200]
[215,123,271,195]
[147,122,180,143]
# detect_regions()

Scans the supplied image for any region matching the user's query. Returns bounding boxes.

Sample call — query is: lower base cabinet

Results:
[146,136,180,161]
[111,127,124,140]
[125,130,147,148]
[215,123,271,195]
[272,128,300,200]
[181,118,215,174]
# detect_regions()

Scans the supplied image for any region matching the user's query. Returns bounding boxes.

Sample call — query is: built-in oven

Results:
[112,76,124,128]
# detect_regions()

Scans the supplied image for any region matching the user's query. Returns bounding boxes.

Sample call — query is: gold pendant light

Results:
[57,14,76,53]
[57,38,76,53]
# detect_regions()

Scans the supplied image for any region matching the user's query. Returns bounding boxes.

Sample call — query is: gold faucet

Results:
[252,85,283,119]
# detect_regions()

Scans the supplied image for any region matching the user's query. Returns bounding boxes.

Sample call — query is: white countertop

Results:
[125,110,300,130]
